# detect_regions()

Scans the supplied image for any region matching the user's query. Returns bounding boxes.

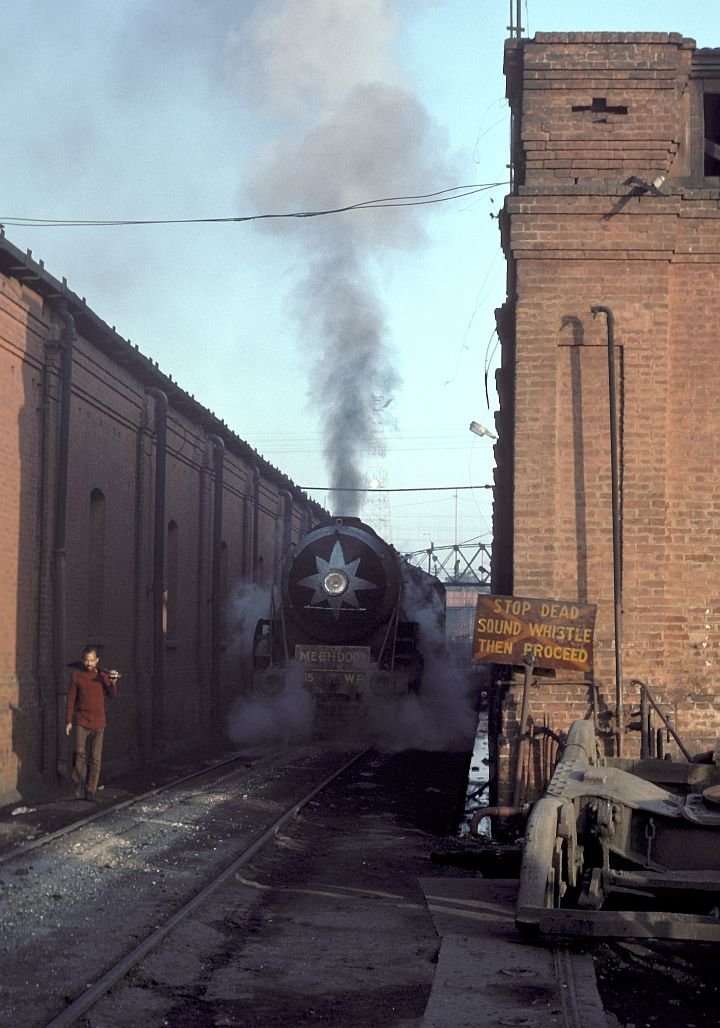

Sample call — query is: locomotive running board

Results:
[527,907,720,942]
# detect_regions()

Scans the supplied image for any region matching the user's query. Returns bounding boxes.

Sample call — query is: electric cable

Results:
[0,182,508,229]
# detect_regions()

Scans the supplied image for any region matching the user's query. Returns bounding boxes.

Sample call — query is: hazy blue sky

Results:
[2,1,716,560]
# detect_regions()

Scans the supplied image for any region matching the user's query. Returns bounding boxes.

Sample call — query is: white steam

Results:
[224,581,273,667]
[227,665,315,748]
[367,565,480,752]
[225,582,315,747]
[224,562,478,753]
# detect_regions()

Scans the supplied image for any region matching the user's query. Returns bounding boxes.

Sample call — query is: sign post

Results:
[513,654,536,807]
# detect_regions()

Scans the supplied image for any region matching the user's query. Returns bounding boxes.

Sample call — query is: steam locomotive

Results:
[252,516,445,706]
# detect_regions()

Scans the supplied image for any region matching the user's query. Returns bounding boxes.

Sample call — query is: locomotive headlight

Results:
[296,538,377,614]
[323,569,348,596]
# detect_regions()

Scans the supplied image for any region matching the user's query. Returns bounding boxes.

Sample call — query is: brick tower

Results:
[493,33,720,795]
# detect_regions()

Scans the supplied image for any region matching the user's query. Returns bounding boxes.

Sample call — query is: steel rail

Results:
[553,945,609,1028]
[0,750,259,867]
[43,749,368,1028]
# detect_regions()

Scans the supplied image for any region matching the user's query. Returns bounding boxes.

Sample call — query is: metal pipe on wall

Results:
[146,388,168,752]
[631,678,693,762]
[470,804,530,835]
[279,489,293,557]
[591,305,624,756]
[52,304,75,779]
[252,465,261,583]
[640,685,650,759]
[208,434,224,719]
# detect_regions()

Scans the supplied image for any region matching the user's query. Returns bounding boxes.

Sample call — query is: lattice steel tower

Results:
[364,395,392,539]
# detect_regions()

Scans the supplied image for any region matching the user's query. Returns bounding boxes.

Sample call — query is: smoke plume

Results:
[232,0,455,512]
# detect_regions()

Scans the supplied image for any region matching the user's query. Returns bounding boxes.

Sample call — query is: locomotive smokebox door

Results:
[283,517,402,644]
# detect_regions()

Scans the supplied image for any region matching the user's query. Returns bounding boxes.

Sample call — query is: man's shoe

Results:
[85,791,99,804]
[73,783,85,800]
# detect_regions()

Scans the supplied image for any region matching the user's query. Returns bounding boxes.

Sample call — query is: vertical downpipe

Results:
[53,305,75,778]
[208,435,224,723]
[279,490,293,557]
[591,306,623,756]
[147,389,168,752]
[252,465,261,583]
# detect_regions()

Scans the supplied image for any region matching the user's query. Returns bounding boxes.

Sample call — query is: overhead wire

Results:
[472,97,510,165]
[0,182,508,229]
[483,327,500,408]
[442,244,503,388]
[300,484,491,493]
[0,177,505,556]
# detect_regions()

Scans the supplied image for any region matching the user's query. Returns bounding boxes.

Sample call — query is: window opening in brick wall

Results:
[703,92,720,176]
[165,520,178,641]
[571,97,628,116]
[88,489,106,642]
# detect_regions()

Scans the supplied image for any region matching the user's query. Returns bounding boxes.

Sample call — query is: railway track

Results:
[0,749,261,868]
[0,745,475,1026]
[0,744,366,1027]
[43,748,367,1028]
[5,743,698,1028]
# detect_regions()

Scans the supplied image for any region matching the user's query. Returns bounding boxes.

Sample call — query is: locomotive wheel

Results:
[557,802,582,890]
[546,836,563,908]
[546,803,581,908]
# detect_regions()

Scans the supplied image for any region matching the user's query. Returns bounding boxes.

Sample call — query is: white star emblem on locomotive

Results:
[298,540,377,616]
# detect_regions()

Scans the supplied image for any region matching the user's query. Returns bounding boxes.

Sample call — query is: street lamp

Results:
[469,420,497,439]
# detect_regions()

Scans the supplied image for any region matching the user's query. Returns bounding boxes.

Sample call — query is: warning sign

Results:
[472,595,596,674]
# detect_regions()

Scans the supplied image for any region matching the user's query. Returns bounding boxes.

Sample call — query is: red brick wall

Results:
[0,276,46,797]
[0,250,322,805]
[509,32,693,186]
[494,33,720,801]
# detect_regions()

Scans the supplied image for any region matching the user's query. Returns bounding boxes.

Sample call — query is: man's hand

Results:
[65,723,72,736]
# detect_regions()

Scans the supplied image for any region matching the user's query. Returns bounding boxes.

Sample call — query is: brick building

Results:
[491,32,720,802]
[0,231,324,806]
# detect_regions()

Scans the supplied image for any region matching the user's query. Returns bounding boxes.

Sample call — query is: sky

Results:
[2,0,717,565]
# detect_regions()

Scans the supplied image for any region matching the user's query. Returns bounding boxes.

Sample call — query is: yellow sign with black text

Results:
[472,595,596,673]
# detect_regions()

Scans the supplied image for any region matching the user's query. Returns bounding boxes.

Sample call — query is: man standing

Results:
[65,646,120,802]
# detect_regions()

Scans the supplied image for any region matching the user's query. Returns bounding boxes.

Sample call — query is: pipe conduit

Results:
[52,304,75,779]
[146,388,168,752]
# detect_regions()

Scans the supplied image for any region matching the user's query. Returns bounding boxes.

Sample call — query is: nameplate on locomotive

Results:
[294,645,372,670]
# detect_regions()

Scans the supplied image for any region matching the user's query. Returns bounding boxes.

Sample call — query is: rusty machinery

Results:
[514,719,720,941]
